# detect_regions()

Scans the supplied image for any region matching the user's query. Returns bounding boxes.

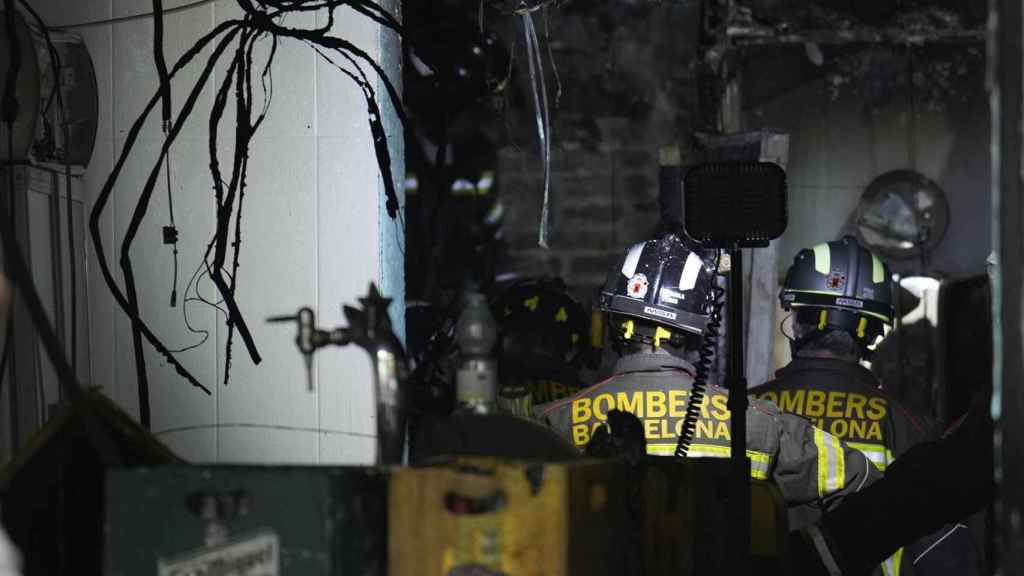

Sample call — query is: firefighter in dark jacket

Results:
[537,234,880,509]
[751,236,981,576]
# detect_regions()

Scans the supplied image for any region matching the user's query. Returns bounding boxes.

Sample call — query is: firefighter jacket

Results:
[536,350,881,509]
[750,357,969,576]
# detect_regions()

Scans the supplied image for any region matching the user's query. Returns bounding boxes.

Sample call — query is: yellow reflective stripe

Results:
[646,444,773,480]
[835,434,846,492]
[815,428,828,497]
[748,457,770,480]
[882,547,904,576]
[787,293,893,323]
[873,254,885,283]
[813,243,831,275]
[814,429,845,497]
[848,442,889,471]
[647,443,672,455]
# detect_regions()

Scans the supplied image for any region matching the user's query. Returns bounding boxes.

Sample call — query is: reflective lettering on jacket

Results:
[757,389,888,445]
[538,352,882,508]
[569,389,731,443]
[527,380,576,404]
[564,388,771,479]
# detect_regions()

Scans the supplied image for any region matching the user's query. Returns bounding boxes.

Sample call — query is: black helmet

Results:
[492,278,588,384]
[780,236,895,347]
[599,234,716,336]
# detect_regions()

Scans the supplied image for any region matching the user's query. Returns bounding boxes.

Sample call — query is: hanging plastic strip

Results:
[519,6,552,248]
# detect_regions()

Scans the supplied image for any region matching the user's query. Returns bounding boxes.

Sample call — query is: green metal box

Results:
[105,466,387,576]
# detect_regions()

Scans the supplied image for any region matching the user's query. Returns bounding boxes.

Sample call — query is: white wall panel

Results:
[319,431,375,465]
[77,24,114,159]
[822,100,876,190]
[154,427,217,462]
[314,6,378,140]
[111,1,214,142]
[315,131,378,440]
[84,139,115,393]
[31,0,111,29]
[760,80,985,279]
[215,134,318,433]
[113,0,217,19]
[26,187,59,416]
[217,427,318,464]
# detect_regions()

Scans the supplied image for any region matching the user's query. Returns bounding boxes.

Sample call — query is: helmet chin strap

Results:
[788,323,874,360]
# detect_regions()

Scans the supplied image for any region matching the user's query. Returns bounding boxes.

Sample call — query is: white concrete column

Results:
[31,0,403,465]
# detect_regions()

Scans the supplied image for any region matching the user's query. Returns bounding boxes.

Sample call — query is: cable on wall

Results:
[80,0,406,424]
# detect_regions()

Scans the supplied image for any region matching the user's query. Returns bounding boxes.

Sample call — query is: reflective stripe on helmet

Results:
[621,242,646,278]
[813,243,831,275]
[679,252,703,291]
[873,253,885,284]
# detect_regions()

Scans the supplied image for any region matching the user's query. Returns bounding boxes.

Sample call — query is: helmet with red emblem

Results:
[780,235,895,354]
[599,234,717,343]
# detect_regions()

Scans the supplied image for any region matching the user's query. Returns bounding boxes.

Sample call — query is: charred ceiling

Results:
[724,0,986,113]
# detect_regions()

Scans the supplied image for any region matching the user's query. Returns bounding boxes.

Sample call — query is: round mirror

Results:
[855,170,949,260]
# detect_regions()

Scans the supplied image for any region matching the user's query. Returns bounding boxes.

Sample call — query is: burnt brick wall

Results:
[497,118,665,306]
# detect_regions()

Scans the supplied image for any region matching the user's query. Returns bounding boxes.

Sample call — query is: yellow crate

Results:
[389,458,626,576]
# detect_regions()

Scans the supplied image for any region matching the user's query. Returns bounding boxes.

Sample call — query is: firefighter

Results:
[492,277,591,416]
[537,234,880,508]
[751,236,980,575]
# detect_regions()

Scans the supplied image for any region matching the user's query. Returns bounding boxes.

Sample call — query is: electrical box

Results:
[389,458,626,576]
[105,466,388,576]
[0,9,98,168]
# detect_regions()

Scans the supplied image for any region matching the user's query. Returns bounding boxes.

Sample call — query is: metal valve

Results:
[267,284,409,465]
[267,307,352,391]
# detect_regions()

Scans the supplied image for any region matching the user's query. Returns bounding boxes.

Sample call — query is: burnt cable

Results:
[153,0,181,308]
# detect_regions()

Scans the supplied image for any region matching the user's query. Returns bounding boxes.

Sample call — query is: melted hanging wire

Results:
[153,1,183,311]
[90,22,243,398]
[542,6,561,108]
[153,0,172,130]
[520,9,552,247]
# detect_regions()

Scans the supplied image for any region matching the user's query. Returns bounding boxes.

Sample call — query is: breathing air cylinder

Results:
[455,293,498,413]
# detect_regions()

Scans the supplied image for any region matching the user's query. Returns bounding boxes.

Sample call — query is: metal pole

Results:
[727,247,750,575]
[991,0,1024,569]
